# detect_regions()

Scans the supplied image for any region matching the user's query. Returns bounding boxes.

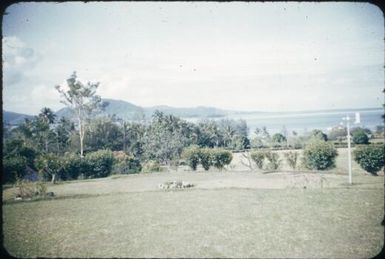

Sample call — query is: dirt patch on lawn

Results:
[3,171,383,202]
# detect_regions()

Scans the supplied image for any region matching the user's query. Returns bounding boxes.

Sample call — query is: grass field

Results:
[2,148,384,258]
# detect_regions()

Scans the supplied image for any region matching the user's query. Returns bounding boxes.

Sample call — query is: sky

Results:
[2,2,384,115]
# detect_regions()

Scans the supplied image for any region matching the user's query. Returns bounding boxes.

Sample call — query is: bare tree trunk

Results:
[241,151,254,171]
[123,125,126,152]
[51,173,56,184]
[78,115,84,158]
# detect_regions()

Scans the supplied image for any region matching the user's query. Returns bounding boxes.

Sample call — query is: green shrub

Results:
[61,153,84,180]
[284,151,298,169]
[353,145,384,175]
[3,156,27,183]
[231,135,251,150]
[250,151,265,169]
[14,179,48,199]
[303,141,338,170]
[309,129,328,141]
[271,133,287,147]
[142,160,162,173]
[327,127,347,141]
[34,153,63,183]
[84,150,114,178]
[199,148,212,171]
[35,181,47,197]
[264,151,281,170]
[181,145,201,171]
[15,178,35,199]
[112,151,142,174]
[211,149,233,170]
[352,129,369,145]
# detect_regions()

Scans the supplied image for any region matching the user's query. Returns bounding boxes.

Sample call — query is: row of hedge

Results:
[353,144,384,175]
[248,141,384,174]
[249,141,338,171]
[182,146,233,171]
[3,150,143,183]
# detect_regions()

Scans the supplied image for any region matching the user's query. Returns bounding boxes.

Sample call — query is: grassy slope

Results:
[3,147,384,258]
[3,184,384,258]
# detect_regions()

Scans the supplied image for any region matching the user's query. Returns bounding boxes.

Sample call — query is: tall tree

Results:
[55,72,102,157]
[55,117,75,154]
[86,116,123,151]
[37,107,56,152]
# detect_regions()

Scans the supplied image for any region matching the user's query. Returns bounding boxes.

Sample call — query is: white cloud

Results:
[2,36,41,85]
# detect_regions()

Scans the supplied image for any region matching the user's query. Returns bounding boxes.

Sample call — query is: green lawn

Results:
[3,172,384,258]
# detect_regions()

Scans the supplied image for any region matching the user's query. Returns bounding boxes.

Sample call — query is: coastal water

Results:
[185,109,384,135]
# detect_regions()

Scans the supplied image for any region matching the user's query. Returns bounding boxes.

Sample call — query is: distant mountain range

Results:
[3,111,34,126]
[3,99,231,126]
[55,98,229,121]
[3,98,383,126]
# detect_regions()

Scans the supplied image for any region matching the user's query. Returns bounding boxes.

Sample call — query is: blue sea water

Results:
[186,109,384,135]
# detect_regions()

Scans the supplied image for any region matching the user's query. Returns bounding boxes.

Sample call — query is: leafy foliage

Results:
[182,145,201,171]
[250,151,265,169]
[264,151,281,170]
[352,128,369,145]
[112,151,142,174]
[142,160,162,173]
[353,145,384,175]
[327,126,347,141]
[271,133,287,147]
[56,72,102,157]
[199,148,212,171]
[303,141,338,170]
[3,156,27,183]
[84,150,114,178]
[86,117,123,151]
[143,111,194,164]
[34,153,63,183]
[60,153,84,180]
[211,149,233,170]
[284,151,298,169]
[309,129,328,141]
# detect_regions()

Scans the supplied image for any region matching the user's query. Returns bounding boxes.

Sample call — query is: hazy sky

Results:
[2,2,384,114]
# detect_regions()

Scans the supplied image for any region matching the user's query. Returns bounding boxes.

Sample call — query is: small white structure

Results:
[342,113,360,185]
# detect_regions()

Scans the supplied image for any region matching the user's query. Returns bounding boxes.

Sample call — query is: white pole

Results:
[346,116,352,184]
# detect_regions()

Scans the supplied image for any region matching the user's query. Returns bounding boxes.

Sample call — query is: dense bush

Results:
[284,151,298,169]
[309,129,328,141]
[61,153,84,180]
[181,145,201,171]
[3,156,27,183]
[84,150,114,178]
[327,127,347,141]
[199,148,212,171]
[34,153,63,183]
[271,133,287,147]
[112,151,142,174]
[250,151,265,169]
[14,179,48,199]
[303,141,338,170]
[142,160,162,173]
[354,145,384,175]
[352,129,369,145]
[230,135,251,150]
[211,149,233,170]
[182,146,233,171]
[264,151,281,170]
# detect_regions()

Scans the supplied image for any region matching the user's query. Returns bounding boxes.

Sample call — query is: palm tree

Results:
[39,107,56,124]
